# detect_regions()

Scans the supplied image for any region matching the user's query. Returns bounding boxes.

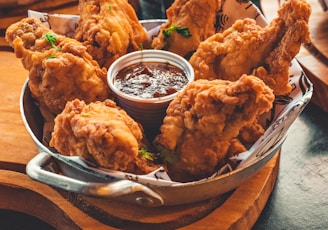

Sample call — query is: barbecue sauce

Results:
[114,62,188,99]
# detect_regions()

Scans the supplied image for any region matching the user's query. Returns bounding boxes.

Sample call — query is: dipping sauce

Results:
[114,62,189,99]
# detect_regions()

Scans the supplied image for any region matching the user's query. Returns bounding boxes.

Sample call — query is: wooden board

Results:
[0,50,280,229]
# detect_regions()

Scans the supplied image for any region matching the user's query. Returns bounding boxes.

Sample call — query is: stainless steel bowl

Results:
[21,71,312,207]
[21,13,313,207]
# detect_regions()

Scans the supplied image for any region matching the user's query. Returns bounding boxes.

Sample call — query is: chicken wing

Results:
[154,75,275,182]
[50,99,159,173]
[189,0,311,95]
[74,0,148,69]
[5,17,111,116]
[151,0,222,58]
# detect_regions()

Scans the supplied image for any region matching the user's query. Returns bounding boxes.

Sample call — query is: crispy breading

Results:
[151,0,221,58]
[75,0,148,69]
[189,0,311,95]
[5,17,111,116]
[50,99,147,171]
[154,75,275,182]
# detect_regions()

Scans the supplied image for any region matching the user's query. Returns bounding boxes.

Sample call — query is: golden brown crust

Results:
[50,99,145,171]
[189,0,311,95]
[154,75,275,181]
[151,0,222,58]
[74,0,148,69]
[6,17,111,115]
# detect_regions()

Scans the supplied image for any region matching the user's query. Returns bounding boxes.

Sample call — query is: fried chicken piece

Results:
[5,18,111,116]
[49,99,157,173]
[154,75,274,182]
[125,153,164,175]
[189,0,311,95]
[238,119,265,145]
[75,0,148,69]
[151,0,222,58]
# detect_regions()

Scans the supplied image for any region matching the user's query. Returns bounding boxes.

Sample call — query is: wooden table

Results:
[0,0,327,229]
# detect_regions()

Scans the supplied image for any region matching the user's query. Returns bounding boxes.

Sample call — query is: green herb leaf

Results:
[139,148,155,161]
[155,144,178,164]
[109,5,113,12]
[158,149,178,164]
[46,55,56,60]
[44,33,60,50]
[163,25,191,39]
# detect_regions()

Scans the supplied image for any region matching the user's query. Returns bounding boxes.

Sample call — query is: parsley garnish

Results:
[109,5,113,12]
[46,55,56,60]
[139,148,155,161]
[158,149,178,164]
[163,25,191,39]
[155,144,178,164]
[44,33,60,50]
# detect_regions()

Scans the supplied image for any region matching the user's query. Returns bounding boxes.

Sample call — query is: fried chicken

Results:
[151,0,222,58]
[74,0,148,69]
[5,17,111,116]
[154,75,275,182]
[189,0,311,95]
[50,99,159,173]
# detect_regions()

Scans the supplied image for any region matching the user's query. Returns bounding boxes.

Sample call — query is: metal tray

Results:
[21,4,313,207]
[21,66,312,207]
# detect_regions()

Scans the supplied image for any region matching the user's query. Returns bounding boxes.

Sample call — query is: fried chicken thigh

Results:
[151,0,222,58]
[5,18,110,116]
[189,0,311,95]
[154,75,275,182]
[50,99,158,173]
[75,0,148,69]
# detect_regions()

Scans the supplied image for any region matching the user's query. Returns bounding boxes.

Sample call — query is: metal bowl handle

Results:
[26,152,164,207]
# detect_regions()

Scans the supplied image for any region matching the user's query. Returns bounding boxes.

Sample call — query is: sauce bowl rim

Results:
[107,49,195,104]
